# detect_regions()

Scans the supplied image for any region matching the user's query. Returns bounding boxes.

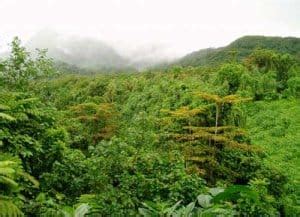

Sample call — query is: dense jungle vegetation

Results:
[0,37,300,216]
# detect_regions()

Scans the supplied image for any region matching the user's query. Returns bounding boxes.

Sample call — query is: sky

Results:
[0,0,299,57]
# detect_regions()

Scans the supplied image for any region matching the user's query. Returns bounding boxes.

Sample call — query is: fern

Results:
[0,112,15,121]
[0,158,39,217]
[0,160,19,190]
[0,159,39,190]
[0,104,10,111]
[0,198,23,217]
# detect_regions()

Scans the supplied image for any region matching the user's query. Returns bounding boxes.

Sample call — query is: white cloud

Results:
[0,0,299,56]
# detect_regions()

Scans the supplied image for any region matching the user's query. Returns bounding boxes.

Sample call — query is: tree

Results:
[67,102,118,149]
[245,49,297,93]
[274,53,296,92]
[216,63,246,94]
[195,93,251,136]
[163,93,259,183]
[0,37,56,90]
[0,91,69,188]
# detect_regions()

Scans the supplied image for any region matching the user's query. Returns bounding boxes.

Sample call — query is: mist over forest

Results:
[1,29,178,72]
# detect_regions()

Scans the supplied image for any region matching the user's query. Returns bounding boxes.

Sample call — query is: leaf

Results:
[209,187,224,196]
[196,93,221,103]
[61,206,74,217]
[181,202,195,216]
[0,104,10,111]
[138,208,156,217]
[35,193,46,202]
[212,185,259,204]
[0,112,15,121]
[0,176,19,189]
[165,200,182,215]
[197,194,212,208]
[74,203,90,217]
[141,202,159,213]
[0,161,16,168]
[19,171,39,188]
[200,206,235,216]
[0,168,15,176]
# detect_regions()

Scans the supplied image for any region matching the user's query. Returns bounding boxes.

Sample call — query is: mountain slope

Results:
[174,35,300,67]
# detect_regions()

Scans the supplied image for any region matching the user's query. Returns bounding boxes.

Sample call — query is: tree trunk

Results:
[215,103,220,136]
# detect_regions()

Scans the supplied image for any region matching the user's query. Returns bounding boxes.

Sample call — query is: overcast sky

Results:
[0,0,299,57]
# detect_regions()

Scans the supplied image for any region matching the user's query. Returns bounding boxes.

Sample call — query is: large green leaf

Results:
[212,185,259,203]
[197,195,212,208]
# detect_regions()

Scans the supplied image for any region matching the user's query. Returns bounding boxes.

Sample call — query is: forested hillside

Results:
[174,36,300,67]
[0,37,300,216]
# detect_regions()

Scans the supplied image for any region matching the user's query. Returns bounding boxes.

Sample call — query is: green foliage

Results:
[286,76,300,97]
[163,93,258,184]
[61,203,90,217]
[139,188,237,216]
[0,36,298,216]
[216,63,246,94]
[0,155,38,217]
[246,48,297,93]
[25,193,90,217]
[239,67,278,100]
[41,149,88,202]
[246,99,300,215]
[0,91,67,176]
[0,159,22,193]
[138,200,184,216]
[141,183,281,217]
[0,37,56,90]
[0,199,24,217]
[66,102,117,149]
[78,139,205,215]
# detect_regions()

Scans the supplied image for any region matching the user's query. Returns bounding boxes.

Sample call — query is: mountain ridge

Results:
[2,34,300,72]
[171,35,300,68]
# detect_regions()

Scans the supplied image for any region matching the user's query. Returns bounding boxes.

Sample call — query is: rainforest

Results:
[0,34,299,216]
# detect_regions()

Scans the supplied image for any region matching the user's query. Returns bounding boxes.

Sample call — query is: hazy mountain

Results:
[25,30,176,72]
[4,33,300,72]
[173,35,300,67]
[26,30,132,71]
